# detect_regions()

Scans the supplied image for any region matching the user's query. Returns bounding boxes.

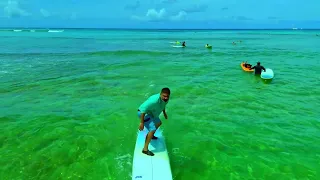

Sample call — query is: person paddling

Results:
[243,61,252,68]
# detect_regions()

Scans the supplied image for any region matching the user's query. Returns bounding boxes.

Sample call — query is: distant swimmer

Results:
[205,44,212,49]
[182,41,186,47]
[137,88,171,156]
[250,62,266,75]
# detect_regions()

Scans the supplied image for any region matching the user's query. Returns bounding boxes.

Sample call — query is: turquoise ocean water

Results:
[0,28,320,180]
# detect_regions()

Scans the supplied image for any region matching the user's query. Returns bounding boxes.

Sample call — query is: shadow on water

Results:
[252,74,274,84]
[255,74,274,84]
[261,78,273,84]
[171,154,209,180]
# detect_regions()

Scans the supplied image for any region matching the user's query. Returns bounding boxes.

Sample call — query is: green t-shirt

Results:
[138,93,169,117]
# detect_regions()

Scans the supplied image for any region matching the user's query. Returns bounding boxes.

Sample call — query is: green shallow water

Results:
[0,29,320,180]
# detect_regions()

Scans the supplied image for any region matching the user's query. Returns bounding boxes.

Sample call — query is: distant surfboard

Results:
[171,45,185,48]
[48,30,64,33]
[132,127,173,180]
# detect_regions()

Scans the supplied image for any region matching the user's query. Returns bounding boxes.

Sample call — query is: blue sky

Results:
[0,0,319,28]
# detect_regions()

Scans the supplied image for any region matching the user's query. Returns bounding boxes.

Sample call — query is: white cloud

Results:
[132,8,167,21]
[40,8,50,17]
[3,0,30,18]
[170,11,187,21]
[132,8,187,22]
[146,8,166,19]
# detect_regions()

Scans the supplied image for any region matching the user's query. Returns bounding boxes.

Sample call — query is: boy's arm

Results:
[262,66,266,71]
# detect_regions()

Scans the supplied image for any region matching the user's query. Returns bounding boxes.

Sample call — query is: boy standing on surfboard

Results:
[137,88,171,156]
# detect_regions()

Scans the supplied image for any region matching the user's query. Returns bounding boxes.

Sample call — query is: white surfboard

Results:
[261,68,274,80]
[171,45,185,48]
[132,127,173,180]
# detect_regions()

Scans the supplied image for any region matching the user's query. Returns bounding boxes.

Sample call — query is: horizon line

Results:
[0,27,319,30]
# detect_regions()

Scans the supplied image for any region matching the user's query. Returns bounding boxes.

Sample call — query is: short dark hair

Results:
[161,87,170,95]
